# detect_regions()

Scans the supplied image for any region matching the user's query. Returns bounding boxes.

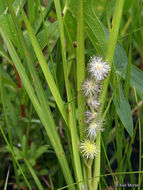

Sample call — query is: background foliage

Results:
[0,0,143,189]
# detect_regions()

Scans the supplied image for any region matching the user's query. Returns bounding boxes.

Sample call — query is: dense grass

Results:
[0,0,143,189]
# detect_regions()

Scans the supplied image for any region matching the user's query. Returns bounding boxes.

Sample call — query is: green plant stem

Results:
[93,0,125,189]
[53,0,83,189]
[115,111,123,185]
[0,73,13,157]
[49,174,55,190]
[24,159,44,190]
[77,0,85,139]
[38,0,58,86]
[101,137,116,186]
[87,159,93,190]
[24,103,33,158]
[4,167,10,190]
[28,0,35,22]
[82,163,88,189]
[133,87,142,190]
[105,0,125,64]
[93,133,101,190]
[124,39,132,99]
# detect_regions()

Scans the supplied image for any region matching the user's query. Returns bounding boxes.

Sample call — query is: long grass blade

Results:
[4,167,10,190]
[24,159,44,190]
[53,0,84,189]
[76,0,85,139]
[20,6,68,126]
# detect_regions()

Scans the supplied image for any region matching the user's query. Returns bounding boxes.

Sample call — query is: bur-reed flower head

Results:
[80,55,108,158]
[82,79,101,97]
[88,56,110,81]
[84,110,97,124]
[87,97,100,111]
[87,120,104,139]
[80,140,98,159]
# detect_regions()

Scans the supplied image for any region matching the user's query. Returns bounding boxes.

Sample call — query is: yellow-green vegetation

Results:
[0,0,142,189]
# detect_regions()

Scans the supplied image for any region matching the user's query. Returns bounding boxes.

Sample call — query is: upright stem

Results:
[77,0,85,139]
[93,0,125,189]
[38,0,58,86]
[24,158,44,190]
[24,103,32,157]
[87,159,93,190]
[76,1,86,188]
[133,88,142,190]
[93,133,101,190]
[53,0,83,189]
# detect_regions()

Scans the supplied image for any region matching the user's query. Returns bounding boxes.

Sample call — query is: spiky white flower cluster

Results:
[80,140,98,159]
[80,56,110,159]
[88,56,110,81]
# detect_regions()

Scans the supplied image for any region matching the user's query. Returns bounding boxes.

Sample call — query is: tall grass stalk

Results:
[38,0,58,86]
[3,167,10,190]
[53,0,83,189]
[24,158,44,190]
[93,0,125,189]
[76,0,85,139]
[133,87,142,190]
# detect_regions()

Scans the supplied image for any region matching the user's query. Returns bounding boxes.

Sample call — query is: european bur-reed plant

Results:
[80,56,110,189]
